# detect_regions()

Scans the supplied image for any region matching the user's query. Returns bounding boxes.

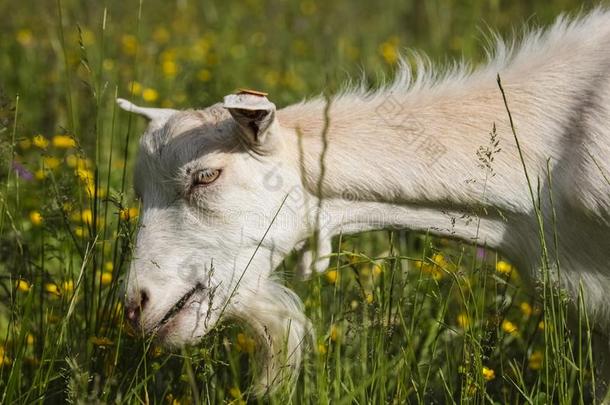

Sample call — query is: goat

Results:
[119,8,610,395]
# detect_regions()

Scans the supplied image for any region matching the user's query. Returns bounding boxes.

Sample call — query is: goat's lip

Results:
[151,283,205,335]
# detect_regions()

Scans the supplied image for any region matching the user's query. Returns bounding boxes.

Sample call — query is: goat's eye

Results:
[192,169,221,187]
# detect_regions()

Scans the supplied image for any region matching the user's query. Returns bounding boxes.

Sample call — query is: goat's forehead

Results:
[140,104,233,154]
[134,105,240,190]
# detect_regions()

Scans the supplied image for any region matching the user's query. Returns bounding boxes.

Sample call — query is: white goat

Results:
[119,8,610,395]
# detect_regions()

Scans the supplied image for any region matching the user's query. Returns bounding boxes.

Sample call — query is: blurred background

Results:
[0,0,604,403]
[0,0,597,132]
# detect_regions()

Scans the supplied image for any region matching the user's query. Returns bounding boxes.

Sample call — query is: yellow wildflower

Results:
[52,135,76,149]
[42,156,61,169]
[128,81,142,96]
[16,279,31,292]
[528,350,544,370]
[74,226,85,238]
[120,207,139,221]
[76,168,94,183]
[538,321,545,331]
[229,386,241,399]
[29,211,43,226]
[325,269,338,284]
[457,313,469,329]
[16,29,33,46]
[520,302,533,317]
[62,280,74,293]
[142,88,159,102]
[0,346,11,366]
[317,343,327,355]
[433,253,446,267]
[85,182,106,198]
[330,324,340,342]
[34,169,45,180]
[162,60,178,77]
[32,135,49,149]
[365,292,374,304]
[482,366,495,381]
[104,261,114,272]
[44,283,60,296]
[26,334,35,346]
[81,209,93,225]
[372,263,383,276]
[65,154,81,169]
[101,272,113,286]
[414,260,443,280]
[379,36,399,65]
[121,34,137,55]
[236,332,255,353]
[501,319,518,335]
[496,260,513,275]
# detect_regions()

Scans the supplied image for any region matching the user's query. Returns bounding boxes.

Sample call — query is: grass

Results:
[0,0,603,403]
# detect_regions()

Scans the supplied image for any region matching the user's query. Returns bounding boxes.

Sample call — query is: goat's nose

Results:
[125,289,149,328]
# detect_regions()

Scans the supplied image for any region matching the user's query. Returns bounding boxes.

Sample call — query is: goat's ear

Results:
[223,92,277,145]
[116,98,177,130]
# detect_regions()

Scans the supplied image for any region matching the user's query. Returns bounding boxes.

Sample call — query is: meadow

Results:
[0,0,604,403]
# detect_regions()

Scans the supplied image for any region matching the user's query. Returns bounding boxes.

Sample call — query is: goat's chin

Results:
[154,307,216,348]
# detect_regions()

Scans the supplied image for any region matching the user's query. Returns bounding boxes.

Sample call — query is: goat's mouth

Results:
[152,283,206,336]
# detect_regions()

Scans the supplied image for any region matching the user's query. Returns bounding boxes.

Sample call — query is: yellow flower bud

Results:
[44,283,60,296]
[16,279,31,292]
[325,269,338,284]
[32,135,49,149]
[142,88,159,102]
[52,135,77,149]
[29,211,43,226]
[101,272,113,286]
[482,366,495,381]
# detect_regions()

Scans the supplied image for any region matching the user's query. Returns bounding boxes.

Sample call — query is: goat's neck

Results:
[278,75,562,250]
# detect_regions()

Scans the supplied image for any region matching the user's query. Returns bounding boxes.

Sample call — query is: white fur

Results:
[120,8,610,394]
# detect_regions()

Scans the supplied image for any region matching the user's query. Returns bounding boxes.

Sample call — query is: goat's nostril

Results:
[125,289,149,328]
[125,305,140,325]
[140,290,149,310]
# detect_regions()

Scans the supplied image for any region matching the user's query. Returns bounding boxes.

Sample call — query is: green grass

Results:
[0,0,603,403]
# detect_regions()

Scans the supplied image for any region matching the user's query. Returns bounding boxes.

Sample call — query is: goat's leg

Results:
[296,234,332,279]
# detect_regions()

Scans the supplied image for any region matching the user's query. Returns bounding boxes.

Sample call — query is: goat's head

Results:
[117,93,319,392]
